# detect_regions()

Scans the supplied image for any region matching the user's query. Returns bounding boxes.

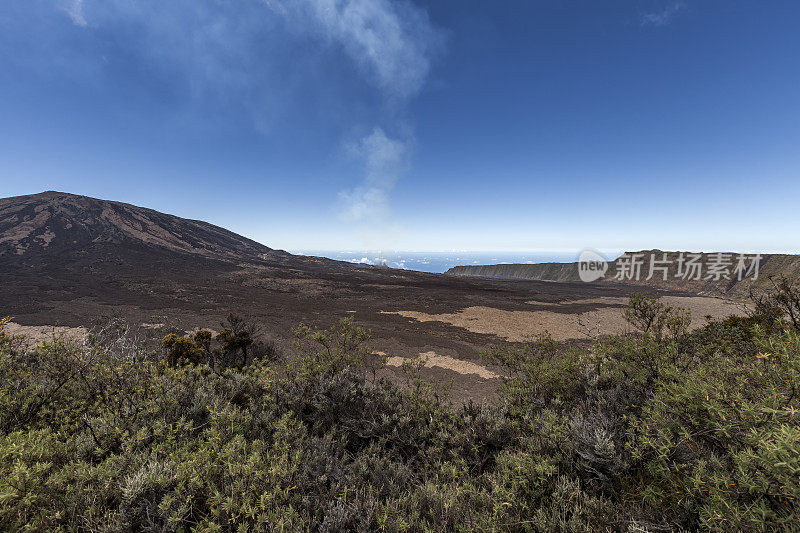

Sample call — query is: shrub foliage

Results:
[1,290,799,531]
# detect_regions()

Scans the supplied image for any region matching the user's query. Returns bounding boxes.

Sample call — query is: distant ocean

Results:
[292,251,588,274]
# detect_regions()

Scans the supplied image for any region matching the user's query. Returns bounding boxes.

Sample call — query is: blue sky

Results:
[1,0,798,253]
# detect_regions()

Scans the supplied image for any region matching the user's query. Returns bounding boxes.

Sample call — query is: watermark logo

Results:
[578,249,608,282]
[576,250,763,283]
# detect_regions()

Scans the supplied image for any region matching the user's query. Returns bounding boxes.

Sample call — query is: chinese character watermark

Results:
[576,250,762,283]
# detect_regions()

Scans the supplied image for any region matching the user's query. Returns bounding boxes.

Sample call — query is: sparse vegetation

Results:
[750,275,800,332]
[1,288,800,531]
[162,313,278,372]
[623,292,691,342]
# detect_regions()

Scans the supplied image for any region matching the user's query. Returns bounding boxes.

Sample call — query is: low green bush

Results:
[1,293,799,531]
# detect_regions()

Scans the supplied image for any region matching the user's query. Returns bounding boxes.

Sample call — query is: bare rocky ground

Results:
[1,256,744,402]
[0,192,748,402]
[384,295,741,342]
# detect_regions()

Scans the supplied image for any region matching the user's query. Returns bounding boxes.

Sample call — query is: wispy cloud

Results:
[270,0,442,230]
[50,0,441,242]
[269,0,442,100]
[52,0,441,117]
[338,127,406,222]
[64,0,87,27]
[641,2,686,26]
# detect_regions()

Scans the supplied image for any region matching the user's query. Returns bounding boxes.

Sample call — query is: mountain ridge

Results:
[0,191,284,263]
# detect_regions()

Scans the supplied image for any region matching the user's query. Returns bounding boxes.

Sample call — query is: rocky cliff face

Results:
[447,250,800,297]
[447,262,582,282]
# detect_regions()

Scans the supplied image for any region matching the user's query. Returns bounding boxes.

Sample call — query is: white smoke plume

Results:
[51,0,442,231]
[65,0,87,27]
[270,0,441,226]
[338,127,406,222]
[269,0,441,100]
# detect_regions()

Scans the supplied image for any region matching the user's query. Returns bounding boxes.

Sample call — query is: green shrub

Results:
[162,333,205,366]
[1,304,799,531]
[624,292,691,342]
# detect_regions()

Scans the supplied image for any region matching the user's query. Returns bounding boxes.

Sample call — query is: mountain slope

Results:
[0,191,752,403]
[0,191,277,262]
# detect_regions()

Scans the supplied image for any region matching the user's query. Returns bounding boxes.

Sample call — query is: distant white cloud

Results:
[338,127,406,222]
[54,0,442,118]
[270,0,441,231]
[339,186,390,222]
[269,0,442,99]
[64,0,87,26]
[51,0,441,242]
[641,2,686,26]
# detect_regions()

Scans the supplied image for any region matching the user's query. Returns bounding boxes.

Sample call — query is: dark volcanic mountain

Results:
[0,191,278,263]
[0,190,361,328]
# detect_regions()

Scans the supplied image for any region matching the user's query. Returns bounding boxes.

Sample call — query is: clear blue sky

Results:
[1,1,798,252]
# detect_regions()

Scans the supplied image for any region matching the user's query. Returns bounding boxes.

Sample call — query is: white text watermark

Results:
[577,251,762,283]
